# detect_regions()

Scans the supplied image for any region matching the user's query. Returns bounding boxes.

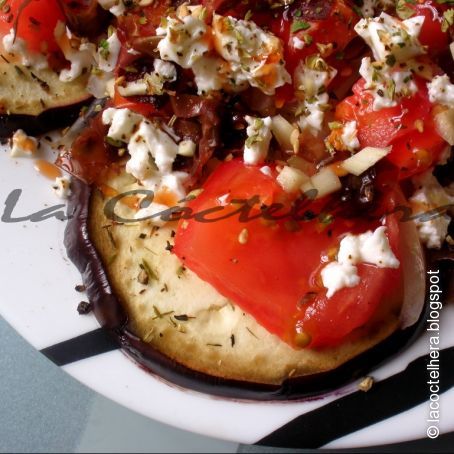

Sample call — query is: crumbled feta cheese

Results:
[321,226,399,297]
[340,121,360,151]
[292,36,306,50]
[359,57,417,110]
[10,130,38,157]
[191,57,225,94]
[117,79,149,97]
[409,172,454,249]
[102,108,142,142]
[354,13,426,63]
[129,120,179,175]
[154,59,177,81]
[52,176,71,199]
[97,0,125,16]
[295,57,337,134]
[212,15,291,95]
[97,31,121,73]
[87,71,115,98]
[321,262,360,298]
[2,29,48,70]
[338,226,400,269]
[157,15,211,69]
[427,75,454,108]
[117,59,177,97]
[243,116,272,165]
[260,166,272,177]
[55,22,95,82]
[103,108,190,207]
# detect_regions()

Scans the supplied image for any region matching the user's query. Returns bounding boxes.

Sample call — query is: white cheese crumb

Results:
[55,22,95,82]
[260,166,272,177]
[427,75,454,108]
[154,59,177,82]
[97,0,125,16]
[212,14,291,95]
[321,226,399,298]
[117,59,177,97]
[157,15,210,69]
[243,116,272,165]
[321,262,360,298]
[102,108,142,142]
[354,13,426,63]
[97,31,121,73]
[10,130,38,157]
[128,120,179,175]
[2,29,48,70]
[102,107,189,206]
[295,58,337,134]
[340,121,360,151]
[292,36,306,50]
[359,57,418,110]
[409,172,454,249]
[338,226,400,269]
[191,57,225,95]
[52,176,71,199]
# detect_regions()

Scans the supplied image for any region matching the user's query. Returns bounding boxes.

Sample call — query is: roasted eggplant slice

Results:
[0,61,91,138]
[63,171,429,399]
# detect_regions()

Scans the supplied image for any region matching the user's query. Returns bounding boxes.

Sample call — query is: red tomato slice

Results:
[406,0,450,55]
[174,159,402,349]
[273,0,359,75]
[0,0,65,54]
[113,87,167,118]
[336,77,447,179]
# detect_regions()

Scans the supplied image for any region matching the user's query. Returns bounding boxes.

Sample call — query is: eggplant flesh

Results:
[0,61,92,138]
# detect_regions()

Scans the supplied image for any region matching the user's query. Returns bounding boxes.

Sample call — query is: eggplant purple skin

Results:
[0,99,92,141]
[62,179,446,401]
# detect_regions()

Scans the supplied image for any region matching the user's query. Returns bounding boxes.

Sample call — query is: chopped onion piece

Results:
[434,108,454,146]
[276,166,310,193]
[451,42,454,61]
[309,167,342,199]
[341,146,391,176]
[271,115,299,152]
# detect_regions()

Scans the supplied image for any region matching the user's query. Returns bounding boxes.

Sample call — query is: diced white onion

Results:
[276,166,310,193]
[310,167,342,199]
[178,139,197,157]
[341,146,391,176]
[434,108,454,146]
[271,115,299,152]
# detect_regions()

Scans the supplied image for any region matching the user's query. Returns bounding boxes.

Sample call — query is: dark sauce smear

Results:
[65,179,451,401]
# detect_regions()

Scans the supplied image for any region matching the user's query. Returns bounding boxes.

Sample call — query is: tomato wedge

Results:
[336,77,447,179]
[0,0,65,54]
[404,0,450,55]
[174,159,402,349]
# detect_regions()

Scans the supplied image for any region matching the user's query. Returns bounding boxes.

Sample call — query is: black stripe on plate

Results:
[243,430,454,453]
[257,346,454,449]
[40,328,119,366]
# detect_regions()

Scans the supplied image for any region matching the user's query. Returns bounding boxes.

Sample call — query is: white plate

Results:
[0,139,453,448]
